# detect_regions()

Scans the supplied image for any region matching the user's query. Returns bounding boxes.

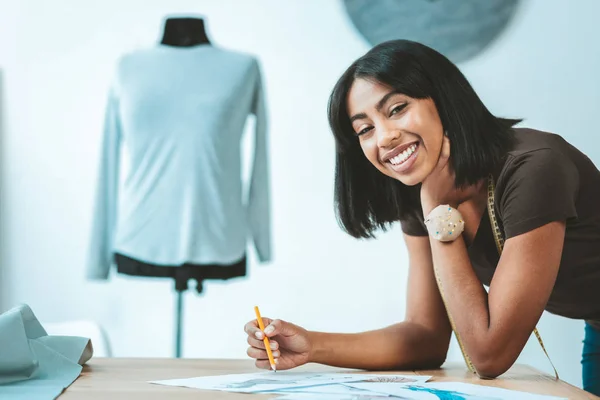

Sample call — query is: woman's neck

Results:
[456,179,488,208]
[456,178,489,246]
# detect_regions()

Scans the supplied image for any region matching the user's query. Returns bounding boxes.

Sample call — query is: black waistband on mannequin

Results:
[114,252,247,358]
[114,253,247,293]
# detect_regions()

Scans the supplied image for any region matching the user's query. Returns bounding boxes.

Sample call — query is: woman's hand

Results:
[244,317,313,370]
[420,135,456,215]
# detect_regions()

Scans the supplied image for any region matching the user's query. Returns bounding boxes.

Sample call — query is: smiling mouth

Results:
[387,143,418,166]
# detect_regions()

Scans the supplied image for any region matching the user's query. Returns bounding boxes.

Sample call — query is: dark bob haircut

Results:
[328,39,520,239]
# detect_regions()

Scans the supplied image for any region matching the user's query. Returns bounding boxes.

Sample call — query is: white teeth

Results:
[389,144,417,166]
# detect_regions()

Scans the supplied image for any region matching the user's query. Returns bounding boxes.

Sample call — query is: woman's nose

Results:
[377,129,400,148]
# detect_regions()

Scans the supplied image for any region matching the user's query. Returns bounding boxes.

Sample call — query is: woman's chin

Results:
[396,175,422,186]
[379,162,428,186]
[391,166,428,186]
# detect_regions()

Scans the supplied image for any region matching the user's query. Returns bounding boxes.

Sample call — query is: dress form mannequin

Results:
[113,16,247,358]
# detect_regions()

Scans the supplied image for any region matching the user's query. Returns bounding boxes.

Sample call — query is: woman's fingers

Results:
[255,357,280,370]
[247,335,265,349]
[247,335,278,350]
[244,318,273,340]
[246,347,280,360]
[261,319,294,338]
[255,359,271,370]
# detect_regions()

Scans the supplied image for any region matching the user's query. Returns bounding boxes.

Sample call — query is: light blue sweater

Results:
[87,45,271,280]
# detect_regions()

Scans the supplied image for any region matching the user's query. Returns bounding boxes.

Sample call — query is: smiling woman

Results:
[243,40,600,397]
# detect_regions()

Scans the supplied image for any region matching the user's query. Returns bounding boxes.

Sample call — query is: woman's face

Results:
[347,78,444,186]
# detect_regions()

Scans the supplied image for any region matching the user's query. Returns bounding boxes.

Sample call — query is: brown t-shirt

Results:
[401,128,600,329]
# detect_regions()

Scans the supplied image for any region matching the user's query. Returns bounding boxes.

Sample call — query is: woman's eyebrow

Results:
[349,91,402,124]
[375,90,402,113]
[349,112,367,124]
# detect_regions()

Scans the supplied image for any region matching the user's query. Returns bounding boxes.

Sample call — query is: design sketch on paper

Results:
[222,379,299,389]
[363,376,418,383]
[219,374,333,390]
[406,385,497,400]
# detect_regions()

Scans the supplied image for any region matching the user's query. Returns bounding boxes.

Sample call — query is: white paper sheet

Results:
[273,394,389,400]
[270,383,389,397]
[265,374,431,396]
[150,372,430,394]
[151,372,369,393]
[345,381,568,400]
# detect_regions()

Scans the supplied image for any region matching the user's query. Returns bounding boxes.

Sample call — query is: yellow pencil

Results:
[254,306,277,372]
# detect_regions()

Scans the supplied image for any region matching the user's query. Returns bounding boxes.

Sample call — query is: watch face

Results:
[343,0,520,63]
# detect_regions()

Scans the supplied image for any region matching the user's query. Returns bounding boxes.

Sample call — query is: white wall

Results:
[0,0,598,389]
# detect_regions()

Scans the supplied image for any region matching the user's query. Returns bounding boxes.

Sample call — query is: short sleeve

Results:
[497,149,579,239]
[400,208,428,236]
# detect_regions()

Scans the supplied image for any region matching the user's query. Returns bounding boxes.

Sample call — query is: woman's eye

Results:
[356,126,373,136]
[390,103,407,116]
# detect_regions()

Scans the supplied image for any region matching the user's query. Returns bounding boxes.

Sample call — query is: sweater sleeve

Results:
[247,61,272,263]
[86,86,122,279]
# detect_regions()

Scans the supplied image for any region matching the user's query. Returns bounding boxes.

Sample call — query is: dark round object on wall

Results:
[343,0,520,63]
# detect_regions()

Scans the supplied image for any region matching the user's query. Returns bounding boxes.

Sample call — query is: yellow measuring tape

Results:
[432,175,559,379]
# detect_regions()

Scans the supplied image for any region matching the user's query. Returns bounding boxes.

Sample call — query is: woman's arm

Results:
[425,219,565,378]
[308,234,452,370]
[418,137,568,378]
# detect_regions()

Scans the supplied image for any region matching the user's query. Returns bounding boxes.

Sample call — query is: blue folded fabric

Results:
[0,304,93,399]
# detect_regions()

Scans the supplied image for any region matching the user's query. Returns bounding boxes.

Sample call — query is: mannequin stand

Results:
[173,279,203,358]
[175,290,184,358]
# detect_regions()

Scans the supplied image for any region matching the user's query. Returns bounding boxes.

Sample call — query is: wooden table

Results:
[58,358,597,399]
